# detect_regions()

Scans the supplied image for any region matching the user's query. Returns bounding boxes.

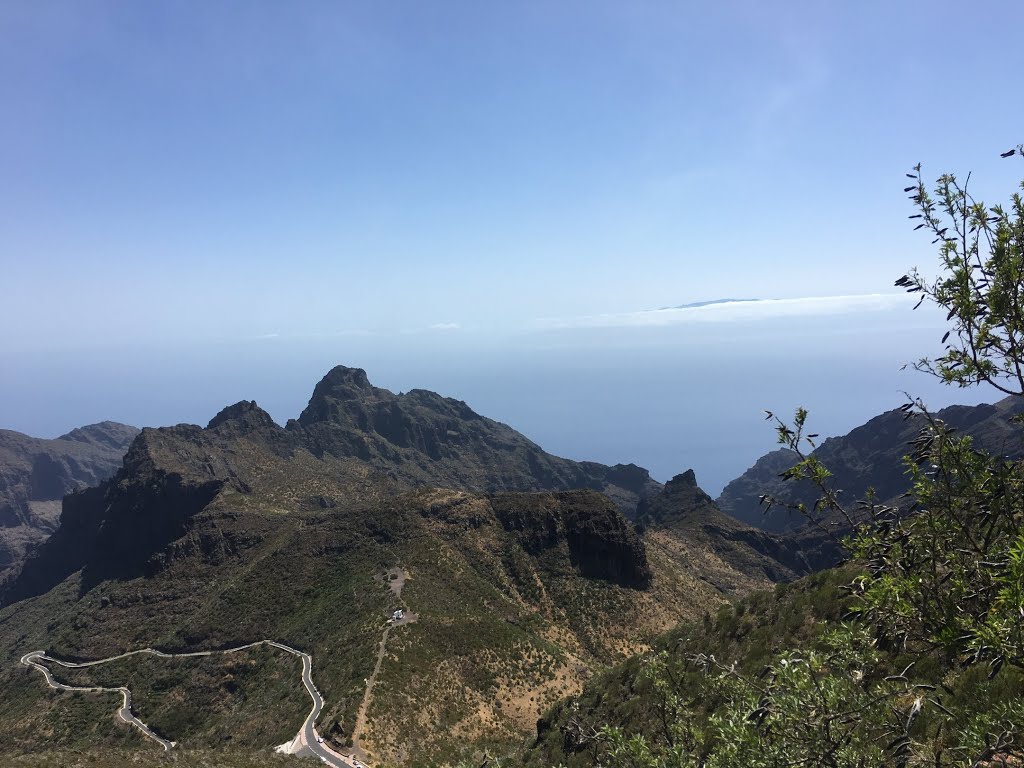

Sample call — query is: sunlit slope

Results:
[0,369,797,765]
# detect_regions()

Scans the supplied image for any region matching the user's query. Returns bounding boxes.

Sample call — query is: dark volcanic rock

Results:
[59,421,141,452]
[713,397,1024,572]
[490,490,652,588]
[0,422,139,582]
[717,397,1024,534]
[600,463,660,495]
[3,366,665,605]
[5,438,224,603]
[207,400,278,432]
[207,401,297,457]
[1,408,317,605]
[715,449,800,531]
[292,366,662,515]
[635,469,713,526]
[637,470,807,589]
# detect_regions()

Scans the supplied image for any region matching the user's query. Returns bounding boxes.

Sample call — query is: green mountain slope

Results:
[523,563,1024,767]
[525,568,854,767]
[0,367,797,766]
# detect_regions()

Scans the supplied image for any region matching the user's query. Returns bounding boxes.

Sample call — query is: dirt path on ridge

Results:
[349,567,416,760]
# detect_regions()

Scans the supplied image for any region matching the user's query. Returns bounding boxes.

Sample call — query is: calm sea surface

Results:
[1,309,994,495]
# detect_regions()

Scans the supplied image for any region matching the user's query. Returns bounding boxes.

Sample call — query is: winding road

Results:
[20,650,174,750]
[20,641,357,768]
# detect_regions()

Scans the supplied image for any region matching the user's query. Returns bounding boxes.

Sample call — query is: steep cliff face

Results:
[292,365,662,514]
[0,423,139,527]
[636,470,806,593]
[0,366,810,766]
[0,422,138,582]
[4,434,225,604]
[717,397,1024,534]
[636,469,714,527]
[1,403,299,605]
[490,490,652,588]
[714,449,798,531]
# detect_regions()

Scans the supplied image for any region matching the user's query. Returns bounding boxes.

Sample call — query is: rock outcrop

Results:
[0,422,139,583]
[717,397,1024,534]
[490,490,652,588]
[291,365,662,515]
[636,469,807,592]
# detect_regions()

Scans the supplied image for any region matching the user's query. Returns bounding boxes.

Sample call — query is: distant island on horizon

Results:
[658,298,763,310]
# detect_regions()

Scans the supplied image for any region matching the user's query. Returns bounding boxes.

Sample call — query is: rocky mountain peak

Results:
[636,470,714,526]
[285,364,665,515]
[57,421,140,451]
[662,469,713,504]
[633,467,805,590]
[207,401,278,432]
[602,463,656,493]
[323,364,372,389]
[297,366,382,427]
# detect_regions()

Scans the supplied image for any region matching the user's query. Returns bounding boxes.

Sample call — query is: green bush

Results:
[583,148,1024,768]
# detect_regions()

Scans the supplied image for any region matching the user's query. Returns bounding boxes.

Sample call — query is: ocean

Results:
[0,303,995,496]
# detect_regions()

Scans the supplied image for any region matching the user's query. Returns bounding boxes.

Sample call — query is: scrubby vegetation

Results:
[0,479,737,766]
[528,149,1024,768]
[0,749,301,767]
[42,645,309,748]
[5,146,1021,768]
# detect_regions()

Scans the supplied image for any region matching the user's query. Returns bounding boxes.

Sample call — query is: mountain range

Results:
[3,367,1018,767]
[0,366,794,766]
[0,421,139,585]
[717,396,1024,535]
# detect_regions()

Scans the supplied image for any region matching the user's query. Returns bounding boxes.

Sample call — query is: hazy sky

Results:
[1,3,1021,491]
[2,1,1022,349]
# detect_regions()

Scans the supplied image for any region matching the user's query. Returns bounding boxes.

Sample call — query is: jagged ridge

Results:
[0,422,139,583]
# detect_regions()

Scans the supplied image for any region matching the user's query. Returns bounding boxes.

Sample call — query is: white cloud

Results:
[245,328,376,341]
[428,322,461,331]
[534,294,911,330]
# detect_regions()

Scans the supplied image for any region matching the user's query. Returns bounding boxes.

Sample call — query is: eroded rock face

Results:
[712,397,1024,572]
[636,470,807,590]
[0,422,139,582]
[59,422,140,452]
[713,449,798,531]
[490,490,652,588]
[292,366,662,515]
[635,469,712,526]
[2,366,667,605]
[5,465,224,604]
[717,397,1024,533]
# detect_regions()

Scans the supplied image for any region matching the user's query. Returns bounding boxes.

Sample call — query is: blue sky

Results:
[0,2,1021,489]
[3,1,1022,347]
